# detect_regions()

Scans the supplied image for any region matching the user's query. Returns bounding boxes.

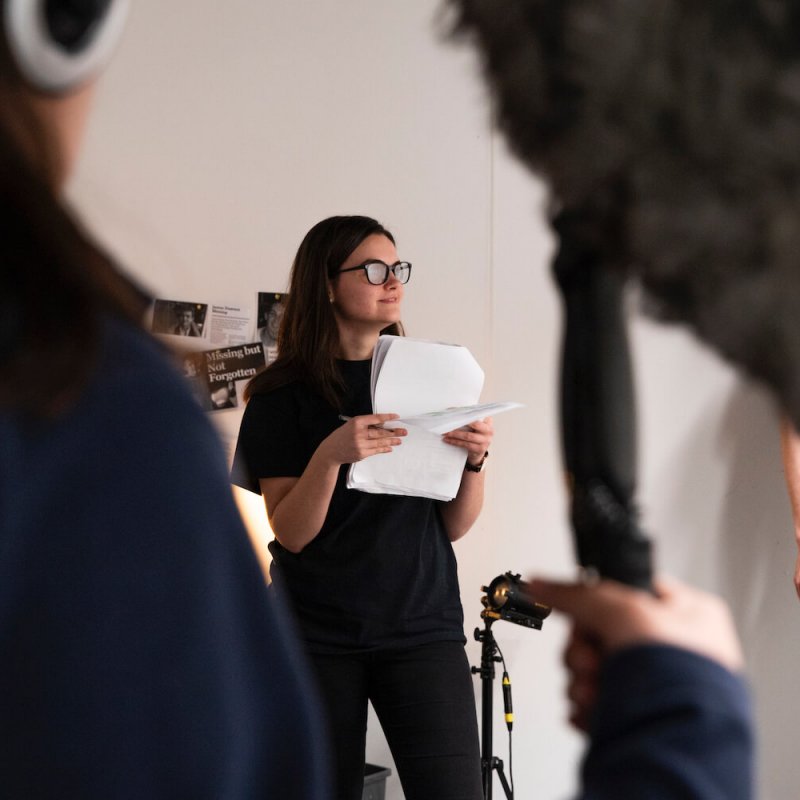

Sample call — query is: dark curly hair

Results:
[449,0,800,425]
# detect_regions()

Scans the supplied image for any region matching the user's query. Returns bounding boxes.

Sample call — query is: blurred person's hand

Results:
[528,575,744,732]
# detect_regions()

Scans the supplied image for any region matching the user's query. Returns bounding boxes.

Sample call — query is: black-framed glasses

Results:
[336,260,412,285]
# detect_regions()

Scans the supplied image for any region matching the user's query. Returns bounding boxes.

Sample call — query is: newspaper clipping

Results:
[256,292,286,365]
[151,292,286,412]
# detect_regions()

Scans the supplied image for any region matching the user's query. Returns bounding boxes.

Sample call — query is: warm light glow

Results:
[232,485,274,582]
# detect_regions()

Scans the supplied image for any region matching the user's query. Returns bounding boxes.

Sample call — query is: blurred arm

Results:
[779,417,800,600]
[529,576,754,800]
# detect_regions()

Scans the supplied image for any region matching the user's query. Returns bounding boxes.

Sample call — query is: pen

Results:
[338,415,393,430]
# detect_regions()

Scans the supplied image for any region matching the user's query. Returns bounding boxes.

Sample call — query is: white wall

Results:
[70,2,798,798]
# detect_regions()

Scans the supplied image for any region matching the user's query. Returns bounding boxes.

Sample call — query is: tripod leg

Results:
[481,667,494,799]
[495,759,513,799]
[475,622,502,800]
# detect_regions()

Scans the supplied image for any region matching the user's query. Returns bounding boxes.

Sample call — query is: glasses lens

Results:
[394,263,411,284]
[365,262,389,284]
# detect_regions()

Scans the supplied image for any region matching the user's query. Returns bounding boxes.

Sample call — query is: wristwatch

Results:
[464,451,489,473]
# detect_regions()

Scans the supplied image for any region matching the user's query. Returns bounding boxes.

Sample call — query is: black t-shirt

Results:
[231,360,465,653]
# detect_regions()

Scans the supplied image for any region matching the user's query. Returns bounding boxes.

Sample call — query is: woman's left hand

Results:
[442,417,494,467]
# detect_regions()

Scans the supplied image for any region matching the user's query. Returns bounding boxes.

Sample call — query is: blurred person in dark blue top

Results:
[0,1,328,797]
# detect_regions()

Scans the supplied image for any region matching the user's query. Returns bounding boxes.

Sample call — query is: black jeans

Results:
[308,640,483,800]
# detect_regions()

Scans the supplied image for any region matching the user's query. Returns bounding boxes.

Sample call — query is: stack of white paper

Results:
[347,336,522,501]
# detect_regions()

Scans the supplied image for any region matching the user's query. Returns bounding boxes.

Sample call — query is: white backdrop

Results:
[69,2,800,798]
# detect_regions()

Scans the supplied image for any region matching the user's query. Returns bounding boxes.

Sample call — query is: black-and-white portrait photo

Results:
[151,300,208,338]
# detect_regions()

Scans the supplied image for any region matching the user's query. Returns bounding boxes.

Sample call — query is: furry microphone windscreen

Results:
[448,0,800,426]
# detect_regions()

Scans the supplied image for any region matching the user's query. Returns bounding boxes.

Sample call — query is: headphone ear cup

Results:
[3,0,129,94]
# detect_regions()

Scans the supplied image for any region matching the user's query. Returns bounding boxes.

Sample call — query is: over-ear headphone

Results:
[3,0,129,94]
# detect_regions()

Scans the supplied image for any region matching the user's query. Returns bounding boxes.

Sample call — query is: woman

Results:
[232,215,493,800]
[0,2,326,796]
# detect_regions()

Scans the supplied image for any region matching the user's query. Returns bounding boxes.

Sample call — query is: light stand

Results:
[472,573,550,800]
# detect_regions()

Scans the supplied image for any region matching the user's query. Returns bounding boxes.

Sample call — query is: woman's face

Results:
[266,302,284,339]
[329,233,404,334]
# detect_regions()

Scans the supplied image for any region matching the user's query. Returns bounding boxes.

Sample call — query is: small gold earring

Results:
[328,295,334,303]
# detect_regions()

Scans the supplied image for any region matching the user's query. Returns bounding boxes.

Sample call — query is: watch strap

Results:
[464,451,489,473]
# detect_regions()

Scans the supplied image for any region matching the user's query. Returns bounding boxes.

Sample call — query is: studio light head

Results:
[481,572,551,630]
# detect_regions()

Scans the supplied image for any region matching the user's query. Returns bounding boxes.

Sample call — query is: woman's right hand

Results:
[319,414,407,466]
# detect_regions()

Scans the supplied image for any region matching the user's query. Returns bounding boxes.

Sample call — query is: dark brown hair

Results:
[0,3,147,417]
[245,215,403,408]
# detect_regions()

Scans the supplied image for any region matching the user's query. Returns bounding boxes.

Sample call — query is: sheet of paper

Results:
[347,427,467,501]
[387,401,524,435]
[371,336,484,416]
[348,336,521,501]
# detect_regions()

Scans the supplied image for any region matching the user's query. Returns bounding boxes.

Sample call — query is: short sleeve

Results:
[231,387,308,494]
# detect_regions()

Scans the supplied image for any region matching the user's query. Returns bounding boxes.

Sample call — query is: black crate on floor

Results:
[363,764,392,800]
